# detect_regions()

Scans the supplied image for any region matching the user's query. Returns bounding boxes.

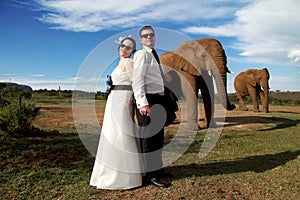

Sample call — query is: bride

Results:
[90,37,142,190]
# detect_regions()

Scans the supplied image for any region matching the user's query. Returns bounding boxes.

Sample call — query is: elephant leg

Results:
[236,91,248,111]
[180,71,199,130]
[239,97,248,111]
[198,73,216,128]
[249,88,259,112]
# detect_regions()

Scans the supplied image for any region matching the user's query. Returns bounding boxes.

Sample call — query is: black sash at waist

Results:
[111,85,132,91]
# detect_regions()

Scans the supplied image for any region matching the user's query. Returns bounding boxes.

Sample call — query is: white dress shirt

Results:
[132,46,164,108]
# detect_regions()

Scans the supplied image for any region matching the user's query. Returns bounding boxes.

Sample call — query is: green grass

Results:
[1,105,300,199]
[1,133,94,199]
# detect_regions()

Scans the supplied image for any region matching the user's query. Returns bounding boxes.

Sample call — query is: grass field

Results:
[1,94,300,199]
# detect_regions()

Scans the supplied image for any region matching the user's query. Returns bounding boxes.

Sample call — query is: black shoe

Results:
[150,177,168,188]
[161,171,174,178]
[142,176,150,186]
[157,169,174,178]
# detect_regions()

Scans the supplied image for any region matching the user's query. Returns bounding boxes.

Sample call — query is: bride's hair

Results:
[118,37,136,53]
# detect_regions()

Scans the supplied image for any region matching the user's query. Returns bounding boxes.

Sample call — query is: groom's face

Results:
[140,29,156,49]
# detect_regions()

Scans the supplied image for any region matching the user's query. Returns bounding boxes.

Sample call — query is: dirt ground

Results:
[36,104,300,132]
[32,104,300,199]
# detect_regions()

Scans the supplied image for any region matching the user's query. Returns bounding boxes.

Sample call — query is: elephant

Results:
[234,68,270,113]
[160,38,236,130]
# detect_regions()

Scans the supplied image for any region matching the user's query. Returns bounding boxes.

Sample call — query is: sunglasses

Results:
[120,43,133,51]
[140,33,155,39]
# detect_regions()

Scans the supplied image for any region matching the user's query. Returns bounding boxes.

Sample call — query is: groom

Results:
[132,26,172,188]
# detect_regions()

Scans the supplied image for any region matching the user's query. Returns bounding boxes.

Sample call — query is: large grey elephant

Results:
[160,38,236,130]
[234,68,270,113]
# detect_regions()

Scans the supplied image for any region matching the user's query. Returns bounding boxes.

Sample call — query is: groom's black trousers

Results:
[136,93,165,177]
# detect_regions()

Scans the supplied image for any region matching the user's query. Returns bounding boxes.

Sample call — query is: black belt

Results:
[111,85,132,91]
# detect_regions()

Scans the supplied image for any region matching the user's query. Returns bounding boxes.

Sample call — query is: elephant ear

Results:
[174,40,202,76]
[262,68,270,80]
[247,71,257,87]
[160,51,177,73]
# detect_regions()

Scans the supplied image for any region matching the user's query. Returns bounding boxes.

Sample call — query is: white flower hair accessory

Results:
[114,35,132,44]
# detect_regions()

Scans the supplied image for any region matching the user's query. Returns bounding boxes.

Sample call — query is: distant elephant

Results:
[234,68,270,113]
[160,38,236,130]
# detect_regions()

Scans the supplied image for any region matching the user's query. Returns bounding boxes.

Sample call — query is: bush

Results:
[0,88,39,136]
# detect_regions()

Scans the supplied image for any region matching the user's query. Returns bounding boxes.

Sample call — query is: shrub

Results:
[0,88,39,136]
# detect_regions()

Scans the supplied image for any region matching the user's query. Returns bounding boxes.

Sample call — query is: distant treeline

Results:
[24,89,300,105]
[218,91,300,106]
[34,89,107,100]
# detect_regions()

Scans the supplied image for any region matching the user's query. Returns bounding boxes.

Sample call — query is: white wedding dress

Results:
[90,58,142,190]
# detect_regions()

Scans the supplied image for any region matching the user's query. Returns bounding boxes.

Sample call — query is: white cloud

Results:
[32,0,163,31]
[183,24,238,37]
[1,73,15,76]
[29,74,45,77]
[183,0,300,66]
[268,75,299,91]
[28,0,300,66]
[29,0,244,32]
[288,49,300,63]
[14,0,299,92]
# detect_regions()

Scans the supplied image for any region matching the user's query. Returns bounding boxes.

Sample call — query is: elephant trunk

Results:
[212,59,236,111]
[265,89,269,113]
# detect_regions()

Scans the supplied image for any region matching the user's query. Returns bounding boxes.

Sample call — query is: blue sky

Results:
[1,0,299,92]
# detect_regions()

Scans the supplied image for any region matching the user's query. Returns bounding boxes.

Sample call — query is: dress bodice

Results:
[111,58,133,85]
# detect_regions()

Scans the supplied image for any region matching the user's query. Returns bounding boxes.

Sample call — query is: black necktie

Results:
[152,49,160,64]
[152,49,165,82]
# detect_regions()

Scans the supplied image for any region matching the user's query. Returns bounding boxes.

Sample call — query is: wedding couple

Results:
[90,26,173,190]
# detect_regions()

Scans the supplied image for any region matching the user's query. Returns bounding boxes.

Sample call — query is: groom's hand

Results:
[139,105,150,116]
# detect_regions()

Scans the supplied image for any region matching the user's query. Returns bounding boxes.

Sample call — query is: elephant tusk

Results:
[226,68,234,74]
[208,70,212,76]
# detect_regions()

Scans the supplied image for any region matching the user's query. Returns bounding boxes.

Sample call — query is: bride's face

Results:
[119,39,134,58]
